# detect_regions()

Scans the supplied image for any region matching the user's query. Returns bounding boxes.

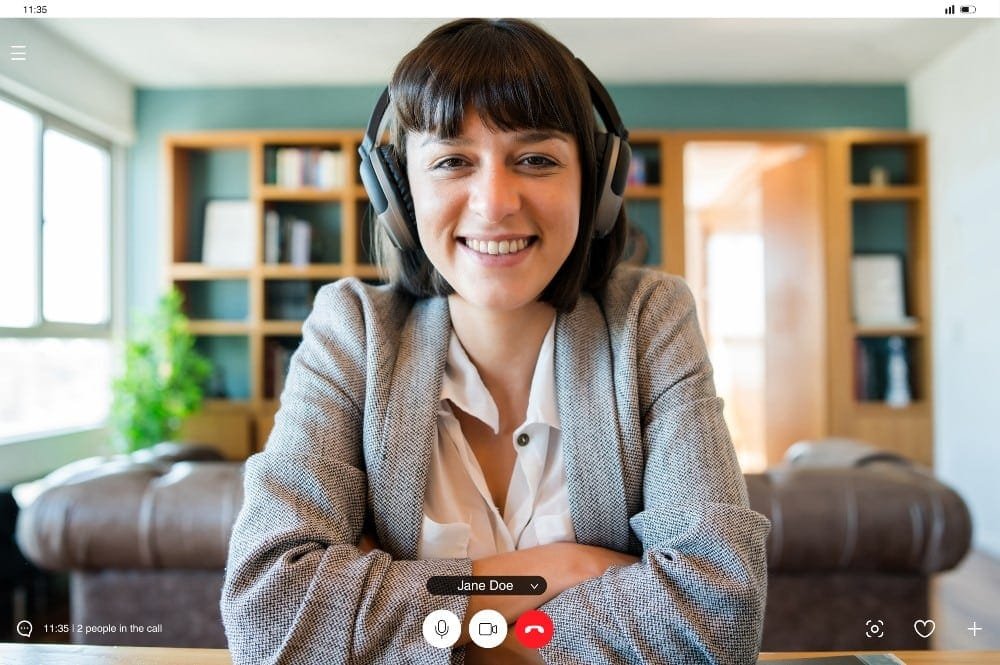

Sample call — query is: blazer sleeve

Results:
[220,282,472,665]
[538,275,771,665]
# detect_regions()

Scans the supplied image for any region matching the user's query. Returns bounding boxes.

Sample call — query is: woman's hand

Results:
[572,543,640,579]
[357,530,380,554]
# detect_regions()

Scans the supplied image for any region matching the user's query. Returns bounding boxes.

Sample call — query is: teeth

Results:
[464,237,531,255]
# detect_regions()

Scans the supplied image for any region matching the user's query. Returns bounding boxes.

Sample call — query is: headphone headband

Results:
[574,58,629,141]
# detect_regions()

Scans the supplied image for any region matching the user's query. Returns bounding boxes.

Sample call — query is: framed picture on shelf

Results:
[851,253,913,326]
[202,199,255,267]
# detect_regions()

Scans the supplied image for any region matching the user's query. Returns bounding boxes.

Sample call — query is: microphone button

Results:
[423,609,460,648]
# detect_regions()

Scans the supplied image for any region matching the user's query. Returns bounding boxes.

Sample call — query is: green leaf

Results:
[110,287,213,452]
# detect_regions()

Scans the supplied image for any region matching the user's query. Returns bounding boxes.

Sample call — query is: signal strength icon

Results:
[10,45,27,61]
[945,4,956,13]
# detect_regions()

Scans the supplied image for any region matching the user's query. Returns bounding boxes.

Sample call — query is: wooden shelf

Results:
[354,264,384,280]
[260,185,347,202]
[854,321,924,337]
[187,320,251,335]
[261,321,303,336]
[851,401,931,416]
[849,185,921,200]
[260,264,346,280]
[170,263,251,280]
[624,184,663,199]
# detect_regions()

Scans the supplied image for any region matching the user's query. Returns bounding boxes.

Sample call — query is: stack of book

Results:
[854,337,914,404]
[272,148,344,189]
[264,211,312,266]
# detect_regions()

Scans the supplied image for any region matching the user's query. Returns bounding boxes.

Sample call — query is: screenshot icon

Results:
[865,619,885,638]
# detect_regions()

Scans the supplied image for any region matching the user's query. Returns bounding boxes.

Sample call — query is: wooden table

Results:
[758,652,999,664]
[0,645,996,664]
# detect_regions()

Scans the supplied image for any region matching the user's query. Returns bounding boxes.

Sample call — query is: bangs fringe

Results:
[391,21,582,140]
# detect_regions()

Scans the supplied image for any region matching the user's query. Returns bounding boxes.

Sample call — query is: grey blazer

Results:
[221,265,770,665]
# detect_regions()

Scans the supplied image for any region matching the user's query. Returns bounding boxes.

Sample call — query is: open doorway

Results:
[683,140,825,472]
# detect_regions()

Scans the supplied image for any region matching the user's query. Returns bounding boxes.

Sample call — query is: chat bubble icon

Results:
[17,620,33,638]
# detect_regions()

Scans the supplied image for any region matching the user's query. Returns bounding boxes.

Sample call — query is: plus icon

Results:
[968,621,982,637]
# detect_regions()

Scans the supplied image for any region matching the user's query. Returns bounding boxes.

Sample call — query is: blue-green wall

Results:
[128,84,907,317]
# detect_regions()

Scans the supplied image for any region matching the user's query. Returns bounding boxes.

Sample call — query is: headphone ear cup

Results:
[592,132,628,238]
[372,145,418,250]
[611,139,632,196]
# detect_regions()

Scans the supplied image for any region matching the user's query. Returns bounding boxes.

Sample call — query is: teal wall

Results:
[128,83,907,317]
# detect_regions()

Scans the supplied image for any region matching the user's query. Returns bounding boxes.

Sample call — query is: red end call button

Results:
[514,610,554,649]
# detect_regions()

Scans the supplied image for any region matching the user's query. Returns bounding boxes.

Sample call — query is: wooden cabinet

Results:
[826,131,932,466]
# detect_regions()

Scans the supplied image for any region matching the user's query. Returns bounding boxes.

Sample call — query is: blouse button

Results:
[516,433,530,447]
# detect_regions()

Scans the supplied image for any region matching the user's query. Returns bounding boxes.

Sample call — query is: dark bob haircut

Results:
[372,18,629,312]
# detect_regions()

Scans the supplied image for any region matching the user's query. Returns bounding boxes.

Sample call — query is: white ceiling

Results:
[37,18,989,87]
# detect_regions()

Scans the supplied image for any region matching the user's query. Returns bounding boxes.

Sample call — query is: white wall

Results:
[0,20,134,144]
[909,21,1000,558]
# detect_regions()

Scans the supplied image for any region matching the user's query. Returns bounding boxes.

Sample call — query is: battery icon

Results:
[960,5,976,12]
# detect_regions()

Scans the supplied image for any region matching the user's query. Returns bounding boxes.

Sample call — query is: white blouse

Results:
[418,319,576,560]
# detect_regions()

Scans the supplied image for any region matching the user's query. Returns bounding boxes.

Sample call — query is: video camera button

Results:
[468,609,507,648]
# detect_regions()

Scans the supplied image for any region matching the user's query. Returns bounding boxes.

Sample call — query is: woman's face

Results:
[405,111,582,314]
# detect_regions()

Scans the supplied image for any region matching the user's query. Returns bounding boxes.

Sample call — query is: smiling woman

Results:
[405,117,581,316]
[222,18,769,665]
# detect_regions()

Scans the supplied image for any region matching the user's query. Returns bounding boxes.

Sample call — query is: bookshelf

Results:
[164,129,378,458]
[826,131,932,466]
[164,128,932,466]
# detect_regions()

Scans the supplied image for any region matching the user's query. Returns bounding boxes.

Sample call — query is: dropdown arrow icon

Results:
[530,584,539,589]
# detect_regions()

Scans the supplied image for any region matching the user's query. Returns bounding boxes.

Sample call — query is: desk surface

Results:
[0,645,996,664]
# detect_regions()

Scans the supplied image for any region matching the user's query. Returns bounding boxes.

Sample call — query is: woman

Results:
[222,18,769,665]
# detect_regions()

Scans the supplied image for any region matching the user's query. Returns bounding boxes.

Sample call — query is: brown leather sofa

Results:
[15,441,971,652]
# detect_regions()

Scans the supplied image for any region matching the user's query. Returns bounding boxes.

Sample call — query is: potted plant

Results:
[110,288,212,453]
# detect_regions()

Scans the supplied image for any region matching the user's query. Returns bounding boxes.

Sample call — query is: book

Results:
[266,340,296,399]
[289,219,312,266]
[758,655,905,664]
[851,254,914,326]
[627,152,647,186]
[201,200,255,268]
[276,148,304,188]
[317,150,343,188]
[264,210,281,264]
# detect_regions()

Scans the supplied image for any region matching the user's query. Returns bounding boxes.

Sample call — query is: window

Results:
[0,94,114,442]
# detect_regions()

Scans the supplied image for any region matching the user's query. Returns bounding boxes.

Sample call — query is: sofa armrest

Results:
[745,458,971,575]
[16,454,243,571]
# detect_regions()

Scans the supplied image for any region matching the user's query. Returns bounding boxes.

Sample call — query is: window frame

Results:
[0,90,121,442]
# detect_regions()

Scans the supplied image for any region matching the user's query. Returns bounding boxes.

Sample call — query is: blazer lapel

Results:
[370,296,450,560]
[556,294,631,552]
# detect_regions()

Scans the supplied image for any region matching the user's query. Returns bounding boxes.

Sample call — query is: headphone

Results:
[358,58,632,251]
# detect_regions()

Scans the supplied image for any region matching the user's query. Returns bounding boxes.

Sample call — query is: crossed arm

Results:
[221,276,769,665]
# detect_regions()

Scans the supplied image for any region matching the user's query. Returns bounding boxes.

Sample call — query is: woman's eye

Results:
[520,155,558,168]
[432,157,468,170]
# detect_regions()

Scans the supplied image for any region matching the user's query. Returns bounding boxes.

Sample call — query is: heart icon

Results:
[914,619,936,638]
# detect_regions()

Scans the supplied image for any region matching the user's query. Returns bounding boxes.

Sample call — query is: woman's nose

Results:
[467,161,520,223]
